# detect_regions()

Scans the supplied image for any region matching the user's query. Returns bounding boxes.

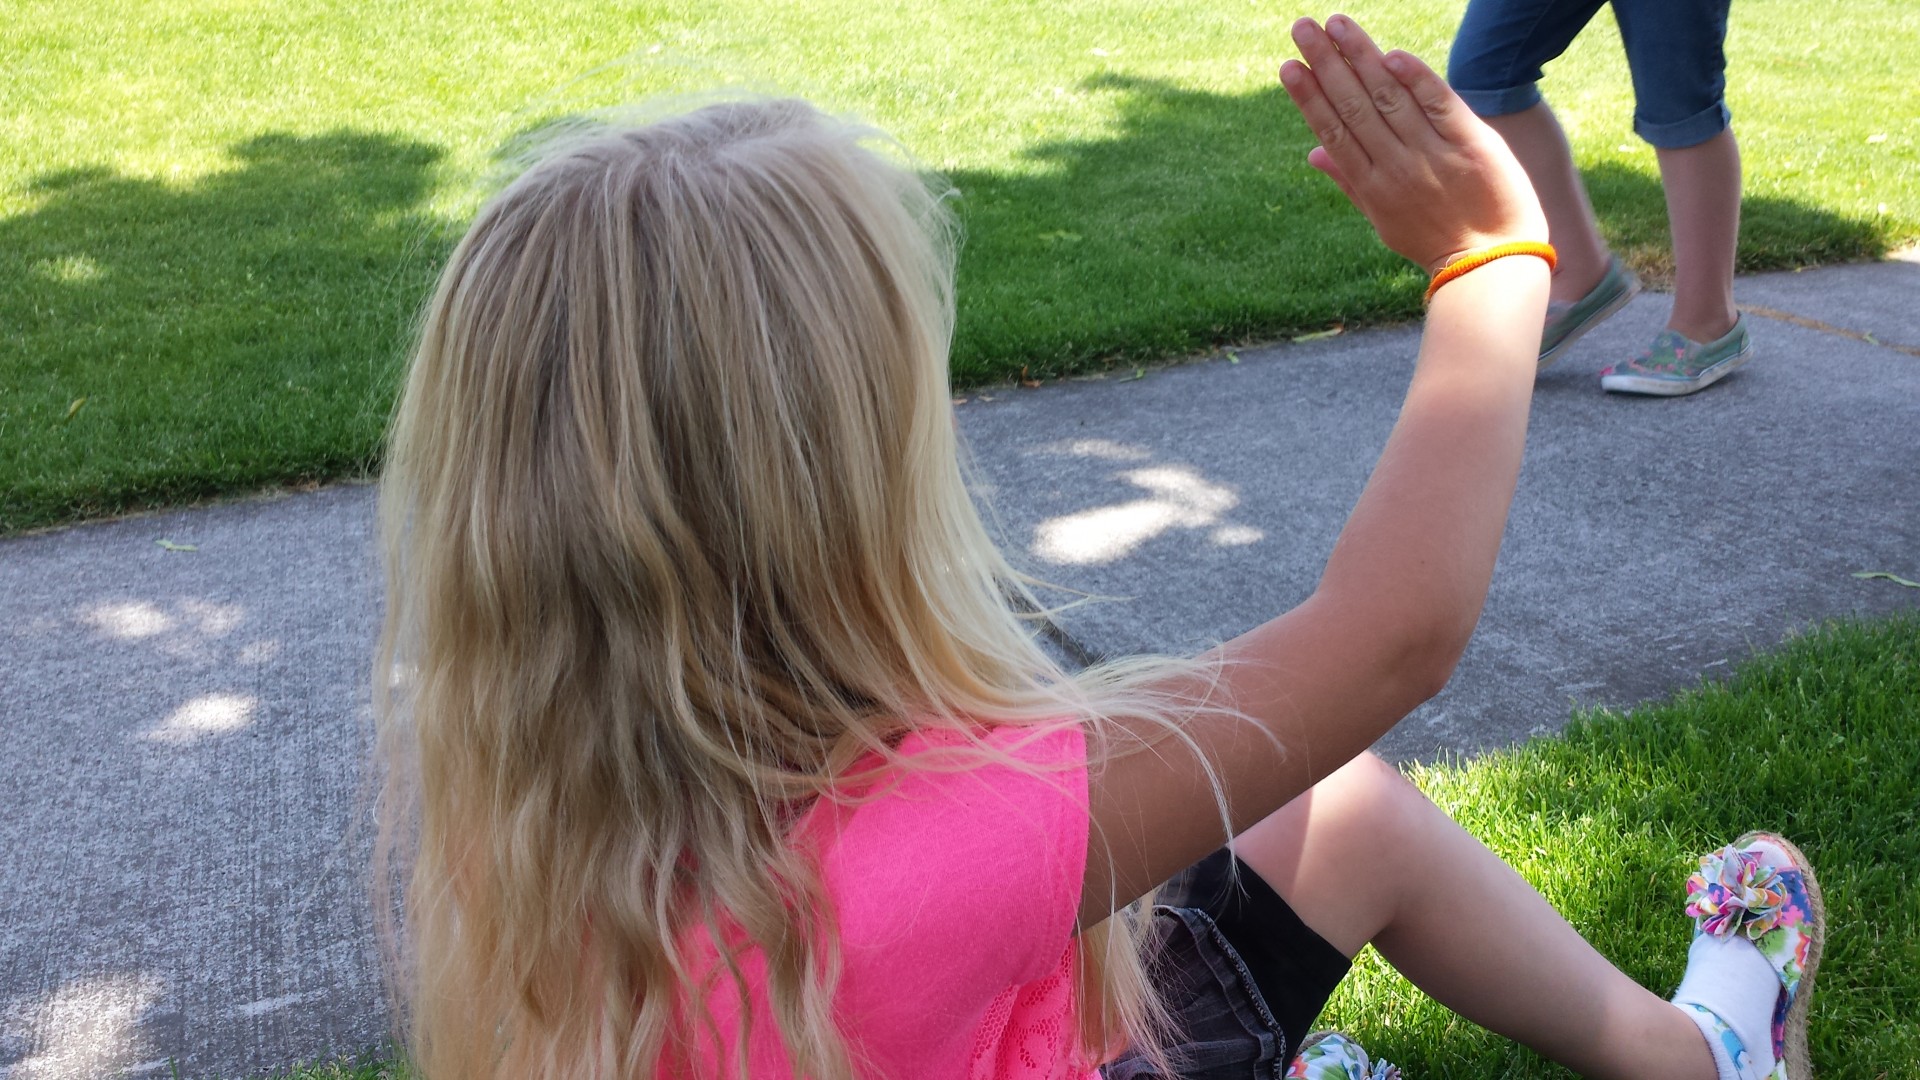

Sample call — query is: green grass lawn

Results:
[1322,614,1920,1077]
[4,0,1917,533]
[260,613,1920,1080]
[261,1060,402,1080]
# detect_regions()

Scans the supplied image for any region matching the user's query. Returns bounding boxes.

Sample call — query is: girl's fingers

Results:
[1379,48,1481,148]
[1282,16,1547,269]
[1322,15,1434,147]
[1280,55,1372,179]
[1287,18,1387,167]
[1306,145,1360,205]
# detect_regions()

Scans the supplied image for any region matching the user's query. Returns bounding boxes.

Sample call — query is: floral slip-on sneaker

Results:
[1599,315,1753,396]
[1540,255,1641,368]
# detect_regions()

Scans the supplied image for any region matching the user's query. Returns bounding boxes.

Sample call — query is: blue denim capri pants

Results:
[1446,0,1735,148]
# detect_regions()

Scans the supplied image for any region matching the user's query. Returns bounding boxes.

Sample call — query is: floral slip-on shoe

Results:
[1286,1032,1402,1080]
[1676,833,1825,1080]
[1540,255,1641,368]
[1598,315,1753,396]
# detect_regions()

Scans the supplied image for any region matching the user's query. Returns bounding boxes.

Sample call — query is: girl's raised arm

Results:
[1081,15,1552,926]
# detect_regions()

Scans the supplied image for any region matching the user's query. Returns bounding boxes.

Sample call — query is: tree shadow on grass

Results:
[946,73,1388,384]
[0,87,1899,530]
[1584,160,1890,285]
[945,73,1898,384]
[0,131,451,531]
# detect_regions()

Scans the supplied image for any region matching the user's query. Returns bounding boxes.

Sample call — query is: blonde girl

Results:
[377,14,1820,1080]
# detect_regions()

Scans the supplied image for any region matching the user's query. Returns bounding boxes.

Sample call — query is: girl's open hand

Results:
[1280,15,1547,273]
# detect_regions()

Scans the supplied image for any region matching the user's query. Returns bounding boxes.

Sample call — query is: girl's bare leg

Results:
[1484,101,1612,304]
[1657,128,1742,343]
[1231,753,1714,1080]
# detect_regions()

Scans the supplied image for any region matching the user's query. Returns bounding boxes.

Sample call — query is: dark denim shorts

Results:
[1446,0,1734,148]
[1101,848,1351,1080]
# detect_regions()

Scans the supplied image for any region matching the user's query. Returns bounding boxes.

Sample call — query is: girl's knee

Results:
[1325,750,1417,803]
[1232,753,1437,957]
[1316,752,1438,847]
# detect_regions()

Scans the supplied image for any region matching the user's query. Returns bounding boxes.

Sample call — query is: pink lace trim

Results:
[967,942,1083,1079]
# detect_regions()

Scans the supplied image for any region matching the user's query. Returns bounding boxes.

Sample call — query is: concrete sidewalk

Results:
[3,258,1917,1078]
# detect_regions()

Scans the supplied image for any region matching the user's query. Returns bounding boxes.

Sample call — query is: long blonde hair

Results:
[376,98,1223,1079]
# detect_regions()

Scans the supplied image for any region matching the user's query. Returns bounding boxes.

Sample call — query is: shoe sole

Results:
[1539,273,1642,369]
[1737,831,1825,1080]
[1599,341,1753,396]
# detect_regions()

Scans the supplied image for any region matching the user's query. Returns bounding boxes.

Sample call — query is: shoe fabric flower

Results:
[1287,1033,1402,1080]
[1685,844,1791,940]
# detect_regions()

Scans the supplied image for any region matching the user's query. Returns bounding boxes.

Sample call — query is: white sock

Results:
[1670,931,1779,1080]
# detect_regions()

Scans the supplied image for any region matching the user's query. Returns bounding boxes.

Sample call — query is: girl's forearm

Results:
[1312,254,1551,695]
[1078,20,1558,921]
[1135,258,1547,835]
[1082,259,1549,919]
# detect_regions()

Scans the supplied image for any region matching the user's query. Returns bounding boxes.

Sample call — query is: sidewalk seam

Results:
[1738,303,1920,358]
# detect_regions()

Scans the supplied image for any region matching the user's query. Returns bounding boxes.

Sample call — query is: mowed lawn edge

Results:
[5,0,1916,532]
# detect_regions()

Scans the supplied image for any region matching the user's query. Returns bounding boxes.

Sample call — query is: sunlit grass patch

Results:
[1324,614,1920,1077]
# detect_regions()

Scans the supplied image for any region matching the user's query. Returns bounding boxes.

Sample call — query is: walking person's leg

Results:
[1447,0,1643,366]
[1656,128,1742,345]
[1481,102,1612,304]
[1597,0,1752,394]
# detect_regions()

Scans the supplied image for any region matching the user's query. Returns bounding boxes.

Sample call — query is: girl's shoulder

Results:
[888,719,1088,773]
[812,719,1089,825]
[806,716,1090,920]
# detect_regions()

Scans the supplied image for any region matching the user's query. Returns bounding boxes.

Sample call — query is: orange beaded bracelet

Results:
[1423,241,1558,304]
